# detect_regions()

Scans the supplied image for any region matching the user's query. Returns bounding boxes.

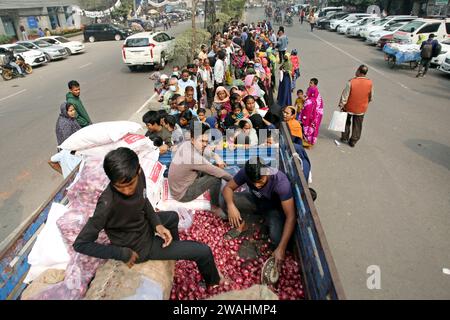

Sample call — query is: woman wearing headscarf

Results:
[261,57,274,107]
[299,78,324,147]
[277,52,293,108]
[231,118,258,147]
[213,86,232,125]
[244,74,263,98]
[56,102,81,146]
[232,48,249,80]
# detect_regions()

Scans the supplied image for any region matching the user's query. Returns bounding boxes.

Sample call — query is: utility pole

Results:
[133,0,137,18]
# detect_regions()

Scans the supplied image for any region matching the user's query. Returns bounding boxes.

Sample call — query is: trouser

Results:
[341,114,364,144]
[205,87,215,109]
[220,192,286,248]
[310,23,315,32]
[418,58,431,76]
[301,17,304,24]
[9,62,23,75]
[279,50,286,63]
[179,172,221,207]
[146,211,220,285]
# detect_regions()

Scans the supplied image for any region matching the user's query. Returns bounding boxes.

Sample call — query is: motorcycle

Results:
[285,14,293,26]
[274,12,283,25]
[1,58,32,81]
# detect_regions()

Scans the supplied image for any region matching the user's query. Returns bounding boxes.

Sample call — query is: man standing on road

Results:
[276,29,288,63]
[338,65,373,148]
[300,9,305,25]
[416,34,439,78]
[66,80,92,128]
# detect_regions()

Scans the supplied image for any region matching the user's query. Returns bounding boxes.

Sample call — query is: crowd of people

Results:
[47,15,374,293]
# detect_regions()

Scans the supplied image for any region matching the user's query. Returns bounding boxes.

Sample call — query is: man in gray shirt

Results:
[168,122,232,217]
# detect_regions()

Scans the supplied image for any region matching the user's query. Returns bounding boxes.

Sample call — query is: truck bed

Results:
[0,123,345,300]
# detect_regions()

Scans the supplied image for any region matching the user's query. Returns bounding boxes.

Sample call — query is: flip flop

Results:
[224,228,242,240]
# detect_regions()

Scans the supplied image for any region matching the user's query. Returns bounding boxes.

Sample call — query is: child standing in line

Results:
[290,49,300,92]
[294,89,305,115]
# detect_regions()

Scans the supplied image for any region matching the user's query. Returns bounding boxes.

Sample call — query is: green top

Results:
[281,59,292,73]
[66,92,92,127]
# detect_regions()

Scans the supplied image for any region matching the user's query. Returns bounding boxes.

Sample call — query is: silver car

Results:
[16,40,69,62]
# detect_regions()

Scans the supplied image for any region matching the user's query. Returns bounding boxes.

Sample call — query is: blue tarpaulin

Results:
[383,44,421,65]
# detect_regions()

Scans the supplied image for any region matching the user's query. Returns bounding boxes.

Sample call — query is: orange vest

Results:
[346,77,373,114]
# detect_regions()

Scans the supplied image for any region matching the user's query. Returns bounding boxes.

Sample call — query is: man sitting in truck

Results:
[221,156,296,267]
[168,122,233,218]
[73,147,222,289]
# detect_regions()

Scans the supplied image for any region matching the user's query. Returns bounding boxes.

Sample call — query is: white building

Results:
[0,0,82,41]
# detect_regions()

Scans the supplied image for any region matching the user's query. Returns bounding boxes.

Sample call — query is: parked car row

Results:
[0,36,85,80]
[317,12,450,75]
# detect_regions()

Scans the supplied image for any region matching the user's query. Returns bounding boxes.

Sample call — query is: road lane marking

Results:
[310,32,413,92]
[0,89,27,103]
[135,92,158,114]
[79,62,93,69]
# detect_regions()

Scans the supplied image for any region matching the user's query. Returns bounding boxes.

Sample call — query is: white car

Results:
[346,17,381,37]
[337,18,363,34]
[0,44,46,67]
[360,15,417,39]
[122,32,175,71]
[431,39,450,66]
[366,22,408,45]
[329,13,373,31]
[437,53,450,75]
[16,40,69,61]
[37,36,85,55]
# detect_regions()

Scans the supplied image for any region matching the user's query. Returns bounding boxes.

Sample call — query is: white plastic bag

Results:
[328,111,348,132]
[122,277,164,300]
[24,203,70,284]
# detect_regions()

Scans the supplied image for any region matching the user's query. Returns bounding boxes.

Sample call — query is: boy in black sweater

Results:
[73,147,221,287]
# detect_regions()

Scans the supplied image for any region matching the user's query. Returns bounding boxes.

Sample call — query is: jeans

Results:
[146,211,220,285]
[9,62,23,75]
[179,172,221,207]
[220,192,286,248]
[417,58,431,76]
[341,114,364,144]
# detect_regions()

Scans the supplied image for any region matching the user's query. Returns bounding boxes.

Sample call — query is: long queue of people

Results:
[147,20,325,151]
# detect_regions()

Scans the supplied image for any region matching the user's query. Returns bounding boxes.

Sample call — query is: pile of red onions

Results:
[170,211,305,300]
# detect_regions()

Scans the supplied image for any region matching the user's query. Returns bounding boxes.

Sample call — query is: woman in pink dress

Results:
[299,78,324,147]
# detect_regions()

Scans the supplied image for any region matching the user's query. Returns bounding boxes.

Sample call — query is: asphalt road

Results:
[246,9,450,299]
[0,20,195,247]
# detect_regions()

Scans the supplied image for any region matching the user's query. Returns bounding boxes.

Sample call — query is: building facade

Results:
[0,0,82,41]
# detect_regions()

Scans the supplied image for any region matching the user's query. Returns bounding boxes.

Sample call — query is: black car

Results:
[83,24,133,43]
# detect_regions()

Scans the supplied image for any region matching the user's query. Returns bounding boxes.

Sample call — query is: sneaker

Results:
[340,138,349,143]
[349,141,356,147]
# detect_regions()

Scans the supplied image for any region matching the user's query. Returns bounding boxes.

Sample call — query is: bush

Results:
[0,35,13,44]
[173,29,211,66]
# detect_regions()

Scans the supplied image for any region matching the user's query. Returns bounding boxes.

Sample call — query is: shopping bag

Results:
[328,111,348,132]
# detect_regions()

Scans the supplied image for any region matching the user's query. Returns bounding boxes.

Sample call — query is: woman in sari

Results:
[232,48,249,80]
[261,57,274,108]
[276,52,292,108]
[299,78,324,147]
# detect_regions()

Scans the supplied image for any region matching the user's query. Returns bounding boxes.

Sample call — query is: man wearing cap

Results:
[416,34,439,78]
